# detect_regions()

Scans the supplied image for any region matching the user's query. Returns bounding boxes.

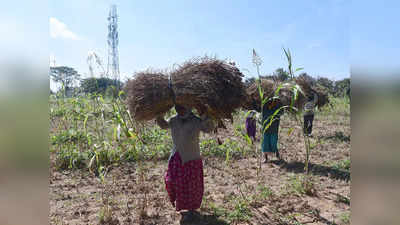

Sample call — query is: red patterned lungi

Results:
[164,152,204,211]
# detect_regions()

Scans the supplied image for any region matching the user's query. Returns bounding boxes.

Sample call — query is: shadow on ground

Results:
[320,131,350,143]
[272,160,350,181]
[180,212,229,225]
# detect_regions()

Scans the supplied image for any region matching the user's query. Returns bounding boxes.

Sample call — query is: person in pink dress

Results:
[156,104,214,220]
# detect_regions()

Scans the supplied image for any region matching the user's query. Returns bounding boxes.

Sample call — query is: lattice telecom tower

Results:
[107,4,120,88]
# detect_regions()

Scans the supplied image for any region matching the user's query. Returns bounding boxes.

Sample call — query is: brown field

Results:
[50,97,350,225]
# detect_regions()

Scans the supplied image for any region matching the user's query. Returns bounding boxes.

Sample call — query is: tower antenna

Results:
[107,4,120,90]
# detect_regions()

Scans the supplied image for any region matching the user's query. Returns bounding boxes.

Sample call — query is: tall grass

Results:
[50,89,167,175]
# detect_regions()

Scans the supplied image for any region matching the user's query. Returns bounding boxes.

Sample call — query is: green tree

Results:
[334,78,350,97]
[81,77,122,97]
[273,68,289,81]
[316,77,335,94]
[50,66,81,97]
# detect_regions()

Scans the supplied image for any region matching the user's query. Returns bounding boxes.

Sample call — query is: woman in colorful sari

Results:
[156,104,214,220]
[261,98,283,163]
[245,110,257,144]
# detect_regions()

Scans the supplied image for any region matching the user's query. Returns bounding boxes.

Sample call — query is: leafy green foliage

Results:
[227,197,252,223]
[331,159,351,171]
[55,147,88,170]
[273,68,290,81]
[257,184,274,199]
[284,174,316,196]
[201,139,247,161]
[52,129,87,145]
[334,78,350,97]
[50,66,81,96]
[340,212,350,224]
[208,202,228,217]
[81,77,123,96]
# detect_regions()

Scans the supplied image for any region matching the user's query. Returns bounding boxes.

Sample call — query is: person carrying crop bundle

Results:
[245,110,257,144]
[155,104,214,221]
[303,92,318,137]
[261,98,283,163]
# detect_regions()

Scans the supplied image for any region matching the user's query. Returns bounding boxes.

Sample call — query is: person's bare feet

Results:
[263,154,268,163]
[276,151,281,160]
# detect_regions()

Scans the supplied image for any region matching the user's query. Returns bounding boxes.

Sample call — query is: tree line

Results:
[244,67,350,98]
[50,66,123,97]
[50,66,350,98]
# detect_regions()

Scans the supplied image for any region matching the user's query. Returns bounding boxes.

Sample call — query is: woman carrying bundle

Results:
[156,104,214,221]
[303,92,318,137]
[245,110,257,144]
[261,98,283,163]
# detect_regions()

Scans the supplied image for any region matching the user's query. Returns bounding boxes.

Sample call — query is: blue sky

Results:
[50,0,352,86]
[350,0,400,70]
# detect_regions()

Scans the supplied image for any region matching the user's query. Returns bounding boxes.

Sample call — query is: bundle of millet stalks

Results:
[125,57,247,124]
[243,76,329,112]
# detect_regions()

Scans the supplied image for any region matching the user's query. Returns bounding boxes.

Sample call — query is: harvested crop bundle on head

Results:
[294,77,327,108]
[125,57,247,124]
[243,78,308,112]
[243,79,276,112]
[170,56,247,121]
[295,76,313,94]
[277,81,307,110]
[124,70,174,121]
[312,86,329,108]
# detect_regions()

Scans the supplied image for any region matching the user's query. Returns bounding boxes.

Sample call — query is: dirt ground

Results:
[50,112,350,225]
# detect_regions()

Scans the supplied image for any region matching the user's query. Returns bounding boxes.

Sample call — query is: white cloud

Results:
[49,17,81,40]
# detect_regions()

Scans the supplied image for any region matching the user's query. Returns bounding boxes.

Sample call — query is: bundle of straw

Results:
[242,79,276,111]
[312,86,329,108]
[243,78,308,112]
[295,76,313,94]
[125,57,247,122]
[124,71,174,121]
[170,57,246,120]
[277,81,307,110]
